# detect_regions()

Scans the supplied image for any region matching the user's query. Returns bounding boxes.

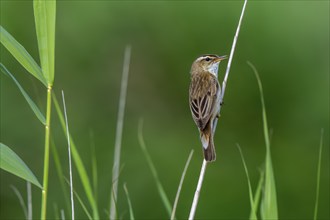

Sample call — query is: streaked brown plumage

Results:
[189,54,227,162]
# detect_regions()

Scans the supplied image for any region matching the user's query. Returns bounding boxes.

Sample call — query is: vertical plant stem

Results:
[220,0,248,103]
[109,45,131,220]
[188,0,248,219]
[189,159,207,220]
[62,91,75,220]
[60,209,65,220]
[41,85,52,219]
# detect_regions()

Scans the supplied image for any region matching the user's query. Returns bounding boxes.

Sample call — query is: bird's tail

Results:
[200,124,216,162]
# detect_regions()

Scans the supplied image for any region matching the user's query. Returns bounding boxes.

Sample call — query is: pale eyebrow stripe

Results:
[196,54,218,62]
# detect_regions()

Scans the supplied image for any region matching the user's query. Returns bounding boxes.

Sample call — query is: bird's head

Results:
[191,54,227,77]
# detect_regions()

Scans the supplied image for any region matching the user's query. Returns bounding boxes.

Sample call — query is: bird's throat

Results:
[207,62,220,77]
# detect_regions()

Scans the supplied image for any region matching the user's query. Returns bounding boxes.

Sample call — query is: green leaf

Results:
[138,119,172,217]
[1,63,46,125]
[0,26,46,86]
[34,0,56,85]
[261,155,278,219]
[0,143,42,189]
[247,61,278,219]
[237,144,258,220]
[314,129,324,220]
[89,131,98,202]
[52,94,99,220]
[250,170,264,220]
[73,187,93,220]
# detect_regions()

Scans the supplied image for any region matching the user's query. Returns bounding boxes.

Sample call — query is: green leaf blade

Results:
[51,139,71,215]
[0,26,46,86]
[237,144,258,220]
[45,0,56,85]
[33,0,56,85]
[249,170,264,220]
[1,63,46,125]
[313,129,324,220]
[73,188,93,220]
[247,61,278,219]
[138,119,172,217]
[262,155,278,219]
[0,143,42,189]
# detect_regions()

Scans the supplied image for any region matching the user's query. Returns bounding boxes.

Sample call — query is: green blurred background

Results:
[1,1,329,219]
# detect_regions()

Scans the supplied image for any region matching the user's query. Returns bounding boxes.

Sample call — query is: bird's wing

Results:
[189,75,220,130]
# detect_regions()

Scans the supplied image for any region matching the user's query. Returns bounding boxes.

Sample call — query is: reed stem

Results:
[41,85,52,219]
[188,0,248,218]
[110,45,131,219]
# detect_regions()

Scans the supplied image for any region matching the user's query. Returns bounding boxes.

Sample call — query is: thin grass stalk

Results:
[123,183,135,220]
[10,185,27,218]
[63,177,93,220]
[27,182,32,220]
[52,94,99,219]
[53,203,59,220]
[188,0,248,219]
[171,150,194,220]
[220,0,248,103]
[110,45,132,220]
[62,91,75,220]
[188,159,207,220]
[41,85,52,219]
[313,128,324,220]
[61,209,65,220]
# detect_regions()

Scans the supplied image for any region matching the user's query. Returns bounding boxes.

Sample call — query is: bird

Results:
[189,54,227,162]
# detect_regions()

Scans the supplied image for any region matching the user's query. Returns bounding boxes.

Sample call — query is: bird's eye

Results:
[205,57,211,62]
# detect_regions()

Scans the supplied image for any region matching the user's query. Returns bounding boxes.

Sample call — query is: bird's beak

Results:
[215,55,228,62]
